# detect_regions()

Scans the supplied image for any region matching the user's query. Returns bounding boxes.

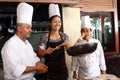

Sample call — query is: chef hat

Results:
[49,3,60,18]
[81,15,92,30]
[17,2,33,25]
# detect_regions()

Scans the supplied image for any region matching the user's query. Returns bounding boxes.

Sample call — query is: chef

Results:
[1,2,48,80]
[71,15,106,79]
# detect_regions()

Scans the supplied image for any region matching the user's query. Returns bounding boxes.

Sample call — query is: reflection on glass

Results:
[32,21,49,32]
[91,18,102,42]
[104,17,113,45]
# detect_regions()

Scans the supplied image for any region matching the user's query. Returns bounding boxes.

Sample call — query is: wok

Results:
[66,42,98,56]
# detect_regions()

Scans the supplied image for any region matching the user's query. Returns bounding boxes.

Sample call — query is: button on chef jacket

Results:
[71,38,106,78]
[1,34,40,80]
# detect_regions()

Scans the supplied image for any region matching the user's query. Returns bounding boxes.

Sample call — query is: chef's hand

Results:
[73,71,77,79]
[101,70,106,74]
[77,32,85,42]
[35,61,48,73]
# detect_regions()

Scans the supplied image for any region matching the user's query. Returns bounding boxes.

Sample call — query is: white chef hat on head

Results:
[17,2,33,25]
[49,3,60,18]
[81,15,92,30]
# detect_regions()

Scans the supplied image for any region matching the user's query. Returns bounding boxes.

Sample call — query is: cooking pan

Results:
[66,42,98,56]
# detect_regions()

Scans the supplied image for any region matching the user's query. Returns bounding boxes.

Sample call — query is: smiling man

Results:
[1,2,48,80]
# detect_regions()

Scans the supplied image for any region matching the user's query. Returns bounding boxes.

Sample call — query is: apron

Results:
[45,32,68,80]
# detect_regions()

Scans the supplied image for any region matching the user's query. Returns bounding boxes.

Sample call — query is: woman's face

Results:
[50,16,62,31]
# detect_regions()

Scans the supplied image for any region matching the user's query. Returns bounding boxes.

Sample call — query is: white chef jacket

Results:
[71,38,106,78]
[1,34,40,80]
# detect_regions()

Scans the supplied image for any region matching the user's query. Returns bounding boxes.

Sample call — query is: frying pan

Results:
[66,42,98,56]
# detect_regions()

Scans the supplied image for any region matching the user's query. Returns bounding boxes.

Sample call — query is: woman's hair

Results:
[49,15,61,23]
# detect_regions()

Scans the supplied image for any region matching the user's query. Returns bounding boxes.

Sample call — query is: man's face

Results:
[81,27,92,38]
[18,23,32,39]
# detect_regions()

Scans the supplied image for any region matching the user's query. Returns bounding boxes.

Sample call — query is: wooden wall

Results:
[75,0,117,11]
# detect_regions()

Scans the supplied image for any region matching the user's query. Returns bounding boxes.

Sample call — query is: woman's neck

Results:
[50,30,59,35]
[49,31,60,40]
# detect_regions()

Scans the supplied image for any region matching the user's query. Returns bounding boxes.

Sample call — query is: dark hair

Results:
[81,28,92,33]
[49,15,61,23]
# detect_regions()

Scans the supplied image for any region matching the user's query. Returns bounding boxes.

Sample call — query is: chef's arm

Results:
[23,66,37,73]
[24,61,48,73]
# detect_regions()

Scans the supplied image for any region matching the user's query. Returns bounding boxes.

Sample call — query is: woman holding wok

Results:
[72,15,106,79]
[37,4,70,80]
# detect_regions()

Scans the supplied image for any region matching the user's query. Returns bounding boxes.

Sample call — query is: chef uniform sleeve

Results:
[1,44,26,78]
[97,41,106,71]
[71,56,78,71]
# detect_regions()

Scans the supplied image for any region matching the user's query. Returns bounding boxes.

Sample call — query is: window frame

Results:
[80,11,119,55]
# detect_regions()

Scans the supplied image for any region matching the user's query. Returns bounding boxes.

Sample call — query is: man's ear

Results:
[17,25,22,32]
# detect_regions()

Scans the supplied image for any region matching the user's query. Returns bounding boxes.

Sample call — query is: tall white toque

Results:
[17,2,33,25]
[49,3,60,18]
[81,15,92,29]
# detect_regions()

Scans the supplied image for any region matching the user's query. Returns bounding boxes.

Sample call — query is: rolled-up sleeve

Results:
[13,64,26,78]
[33,51,40,63]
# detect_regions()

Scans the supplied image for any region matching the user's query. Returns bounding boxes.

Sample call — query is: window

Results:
[81,11,115,52]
